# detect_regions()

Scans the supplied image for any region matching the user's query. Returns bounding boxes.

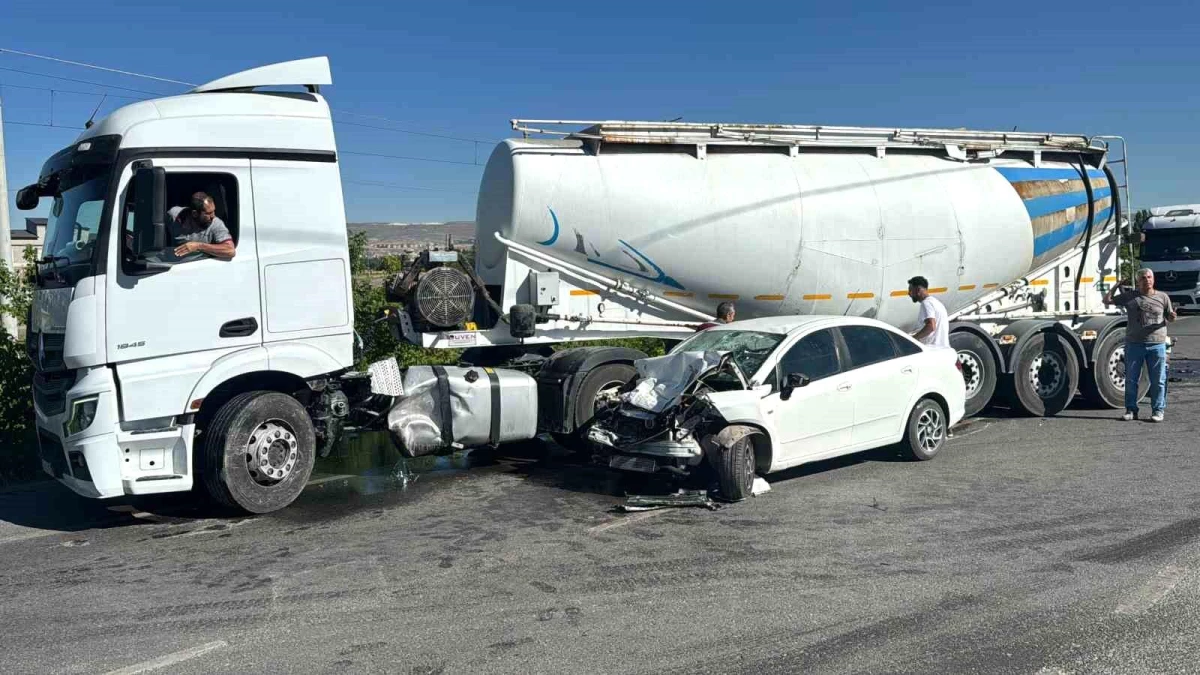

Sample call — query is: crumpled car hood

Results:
[622,350,727,413]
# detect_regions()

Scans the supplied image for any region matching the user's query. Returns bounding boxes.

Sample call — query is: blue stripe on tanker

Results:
[1033,207,1113,257]
[1021,187,1113,220]
[994,167,1107,182]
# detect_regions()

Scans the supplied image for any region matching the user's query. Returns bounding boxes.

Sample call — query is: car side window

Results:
[890,332,923,357]
[777,329,841,382]
[841,325,898,369]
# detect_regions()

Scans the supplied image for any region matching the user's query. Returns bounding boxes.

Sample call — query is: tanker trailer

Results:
[389,120,1141,443]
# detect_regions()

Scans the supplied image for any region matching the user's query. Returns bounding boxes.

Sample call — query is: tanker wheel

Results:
[950,331,997,418]
[1007,333,1080,417]
[1080,328,1149,409]
[551,363,638,456]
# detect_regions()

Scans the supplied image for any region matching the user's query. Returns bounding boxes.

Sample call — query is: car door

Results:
[765,328,856,466]
[837,325,921,446]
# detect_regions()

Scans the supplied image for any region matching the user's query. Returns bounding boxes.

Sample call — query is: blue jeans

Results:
[1125,342,1167,414]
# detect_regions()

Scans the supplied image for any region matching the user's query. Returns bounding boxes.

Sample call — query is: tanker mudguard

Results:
[948,321,1007,372]
[1073,315,1129,365]
[996,319,1088,374]
[535,346,648,433]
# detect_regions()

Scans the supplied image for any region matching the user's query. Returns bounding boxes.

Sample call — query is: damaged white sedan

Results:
[587,316,966,500]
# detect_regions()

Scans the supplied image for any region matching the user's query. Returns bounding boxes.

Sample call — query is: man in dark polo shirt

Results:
[1104,268,1176,422]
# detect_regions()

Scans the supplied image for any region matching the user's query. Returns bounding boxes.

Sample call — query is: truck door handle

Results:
[902,366,914,374]
[219,317,259,338]
[837,382,852,392]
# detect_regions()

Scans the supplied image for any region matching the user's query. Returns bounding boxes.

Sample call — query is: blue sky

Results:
[4,0,1199,225]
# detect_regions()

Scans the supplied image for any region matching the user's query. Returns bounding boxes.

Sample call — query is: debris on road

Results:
[751,477,771,496]
[618,490,721,512]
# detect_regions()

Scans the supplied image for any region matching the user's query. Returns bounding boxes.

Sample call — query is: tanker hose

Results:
[1073,153,1097,315]
[1103,163,1125,285]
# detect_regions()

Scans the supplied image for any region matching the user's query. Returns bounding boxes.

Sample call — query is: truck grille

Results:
[33,371,75,416]
[37,430,69,479]
[1155,271,1199,292]
[26,331,66,373]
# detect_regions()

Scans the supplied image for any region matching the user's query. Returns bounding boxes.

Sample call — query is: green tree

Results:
[0,250,38,485]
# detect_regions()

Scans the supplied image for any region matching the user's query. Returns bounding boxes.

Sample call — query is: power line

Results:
[3,120,80,130]
[0,47,196,87]
[341,150,481,167]
[345,179,477,194]
[0,66,165,96]
[0,80,145,101]
[333,119,489,145]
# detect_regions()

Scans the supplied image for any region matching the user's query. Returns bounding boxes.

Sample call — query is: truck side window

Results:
[840,325,898,369]
[777,329,841,382]
[122,171,240,264]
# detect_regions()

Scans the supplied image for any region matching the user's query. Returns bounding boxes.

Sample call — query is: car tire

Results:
[1080,328,1149,409]
[713,433,756,501]
[950,331,998,418]
[1007,332,1080,417]
[202,391,316,514]
[901,397,948,461]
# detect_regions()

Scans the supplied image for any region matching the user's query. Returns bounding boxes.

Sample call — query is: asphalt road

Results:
[3,317,1200,675]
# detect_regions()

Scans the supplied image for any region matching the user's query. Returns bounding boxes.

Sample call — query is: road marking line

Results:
[1035,667,1071,675]
[103,640,227,675]
[588,510,667,533]
[1115,565,1187,615]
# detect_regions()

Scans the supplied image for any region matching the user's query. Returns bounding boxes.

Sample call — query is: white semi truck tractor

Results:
[15,57,1141,513]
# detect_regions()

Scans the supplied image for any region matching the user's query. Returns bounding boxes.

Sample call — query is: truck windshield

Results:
[670,329,785,379]
[1142,228,1200,261]
[42,173,108,271]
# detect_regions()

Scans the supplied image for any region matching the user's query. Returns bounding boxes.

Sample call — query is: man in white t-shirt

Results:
[907,275,950,349]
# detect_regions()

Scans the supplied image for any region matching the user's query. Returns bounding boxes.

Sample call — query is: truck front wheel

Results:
[202,391,316,514]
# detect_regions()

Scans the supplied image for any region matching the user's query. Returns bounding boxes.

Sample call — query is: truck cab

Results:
[17,57,358,512]
[1141,205,1200,310]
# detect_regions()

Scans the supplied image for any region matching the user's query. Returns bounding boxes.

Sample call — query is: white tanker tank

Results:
[396,120,1134,426]
[474,121,1115,331]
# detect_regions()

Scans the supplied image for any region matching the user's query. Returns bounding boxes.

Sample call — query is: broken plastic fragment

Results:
[751,477,771,496]
[618,489,721,512]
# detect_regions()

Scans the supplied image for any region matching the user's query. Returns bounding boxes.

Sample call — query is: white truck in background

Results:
[15,57,1143,514]
[1141,205,1200,311]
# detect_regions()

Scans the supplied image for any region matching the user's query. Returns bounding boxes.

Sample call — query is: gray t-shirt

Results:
[167,206,232,245]
[1113,289,1174,343]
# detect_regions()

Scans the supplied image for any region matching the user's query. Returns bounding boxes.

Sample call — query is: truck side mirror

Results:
[15,185,40,211]
[780,372,810,401]
[132,166,167,257]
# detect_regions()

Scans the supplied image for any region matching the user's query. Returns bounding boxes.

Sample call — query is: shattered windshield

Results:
[670,330,785,380]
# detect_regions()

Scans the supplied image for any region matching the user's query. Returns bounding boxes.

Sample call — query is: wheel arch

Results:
[949,321,1005,371]
[193,371,310,431]
[1074,315,1128,367]
[711,422,775,475]
[995,319,1087,375]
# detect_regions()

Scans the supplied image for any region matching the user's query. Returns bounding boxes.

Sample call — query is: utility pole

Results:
[0,92,19,338]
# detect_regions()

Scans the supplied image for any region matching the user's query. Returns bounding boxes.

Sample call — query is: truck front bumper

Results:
[34,367,194,499]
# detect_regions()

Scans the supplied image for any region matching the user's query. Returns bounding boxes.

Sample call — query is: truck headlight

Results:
[63,395,99,437]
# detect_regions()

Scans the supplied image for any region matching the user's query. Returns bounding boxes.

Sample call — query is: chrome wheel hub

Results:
[245,420,298,486]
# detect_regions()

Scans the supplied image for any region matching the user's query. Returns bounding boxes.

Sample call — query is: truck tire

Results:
[1007,333,1080,417]
[1080,328,1149,409]
[900,398,947,461]
[202,391,316,514]
[713,433,756,502]
[950,331,997,417]
[554,363,638,452]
